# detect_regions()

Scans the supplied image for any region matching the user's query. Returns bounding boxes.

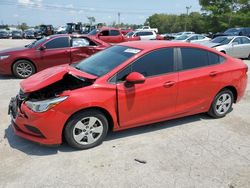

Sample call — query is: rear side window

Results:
[208,52,225,65]
[45,37,69,49]
[180,48,209,70]
[110,30,120,36]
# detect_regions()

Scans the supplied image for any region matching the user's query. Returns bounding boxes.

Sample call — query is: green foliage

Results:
[17,22,29,31]
[147,0,250,34]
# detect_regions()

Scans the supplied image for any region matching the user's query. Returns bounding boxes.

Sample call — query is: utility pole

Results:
[184,6,192,31]
[118,12,121,27]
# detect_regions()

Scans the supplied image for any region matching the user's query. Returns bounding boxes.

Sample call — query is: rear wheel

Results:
[13,60,36,78]
[64,110,108,149]
[208,89,234,118]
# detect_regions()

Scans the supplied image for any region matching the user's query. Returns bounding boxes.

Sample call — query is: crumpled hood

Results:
[0,47,28,54]
[20,64,97,93]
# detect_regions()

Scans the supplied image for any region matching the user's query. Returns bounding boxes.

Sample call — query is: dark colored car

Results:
[9,41,248,149]
[0,34,110,78]
[0,30,10,39]
[24,30,36,39]
[36,25,54,38]
[213,27,250,38]
[12,30,23,39]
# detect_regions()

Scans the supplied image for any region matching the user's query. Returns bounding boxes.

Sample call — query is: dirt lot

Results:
[0,39,250,188]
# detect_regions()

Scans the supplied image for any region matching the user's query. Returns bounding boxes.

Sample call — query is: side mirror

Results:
[38,45,46,51]
[125,72,145,84]
[98,33,103,37]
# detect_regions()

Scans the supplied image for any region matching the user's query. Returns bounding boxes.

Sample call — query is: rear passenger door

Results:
[176,48,226,115]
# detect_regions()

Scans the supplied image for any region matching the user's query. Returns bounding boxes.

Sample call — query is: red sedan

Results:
[9,41,248,149]
[0,34,110,78]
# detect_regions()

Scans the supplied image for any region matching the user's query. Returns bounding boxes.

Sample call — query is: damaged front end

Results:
[9,73,94,116]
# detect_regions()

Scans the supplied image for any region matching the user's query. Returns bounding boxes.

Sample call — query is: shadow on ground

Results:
[4,113,213,156]
[0,75,19,80]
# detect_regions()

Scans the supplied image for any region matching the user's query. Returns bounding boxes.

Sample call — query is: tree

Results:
[17,22,29,31]
[87,17,96,26]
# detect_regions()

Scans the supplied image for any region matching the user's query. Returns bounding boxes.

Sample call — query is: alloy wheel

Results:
[73,117,104,145]
[215,93,232,115]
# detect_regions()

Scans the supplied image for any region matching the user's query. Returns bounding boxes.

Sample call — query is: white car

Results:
[135,26,158,33]
[173,34,211,43]
[200,36,250,59]
[126,30,157,40]
[175,31,195,37]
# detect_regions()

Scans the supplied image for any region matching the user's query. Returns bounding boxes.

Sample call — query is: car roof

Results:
[118,41,215,51]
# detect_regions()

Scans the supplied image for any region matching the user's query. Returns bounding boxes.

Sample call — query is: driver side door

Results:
[38,36,71,70]
[116,48,178,128]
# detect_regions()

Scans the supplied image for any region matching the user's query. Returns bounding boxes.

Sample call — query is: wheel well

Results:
[220,51,226,54]
[220,86,238,103]
[12,59,37,74]
[62,107,114,138]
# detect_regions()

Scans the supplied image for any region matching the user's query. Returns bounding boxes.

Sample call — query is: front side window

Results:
[232,38,242,45]
[100,30,109,36]
[115,48,174,82]
[44,37,69,49]
[110,30,120,36]
[180,48,209,70]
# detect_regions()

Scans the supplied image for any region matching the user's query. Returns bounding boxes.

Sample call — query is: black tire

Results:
[13,60,36,78]
[64,110,109,149]
[220,51,226,54]
[208,89,234,118]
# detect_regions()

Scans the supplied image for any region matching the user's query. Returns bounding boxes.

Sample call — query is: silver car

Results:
[199,36,250,59]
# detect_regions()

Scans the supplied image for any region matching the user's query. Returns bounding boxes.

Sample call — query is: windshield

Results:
[88,29,99,35]
[126,31,134,37]
[75,46,141,77]
[224,28,240,34]
[175,35,189,40]
[211,36,232,45]
[27,37,48,48]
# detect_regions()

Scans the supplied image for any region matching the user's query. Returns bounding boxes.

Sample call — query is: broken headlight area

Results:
[25,96,68,112]
[18,74,93,113]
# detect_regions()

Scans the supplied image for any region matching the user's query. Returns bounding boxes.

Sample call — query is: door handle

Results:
[209,71,218,77]
[64,50,70,54]
[163,81,175,88]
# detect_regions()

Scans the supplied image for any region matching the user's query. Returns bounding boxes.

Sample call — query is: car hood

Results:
[20,64,97,93]
[0,47,28,54]
[198,42,222,48]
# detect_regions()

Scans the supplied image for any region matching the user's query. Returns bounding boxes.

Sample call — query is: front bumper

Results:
[9,97,69,145]
[0,58,12,75]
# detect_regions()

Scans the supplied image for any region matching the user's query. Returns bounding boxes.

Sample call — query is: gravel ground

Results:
[0,39,250,188]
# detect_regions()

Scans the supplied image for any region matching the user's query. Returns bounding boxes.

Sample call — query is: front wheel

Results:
[64,110,109,149]
[13,60,36,78]
[208,89,234,118]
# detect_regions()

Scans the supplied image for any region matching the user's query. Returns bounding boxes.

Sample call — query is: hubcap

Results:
[73,117,103,145]
[16,62,33,77]
[215,93,232,115]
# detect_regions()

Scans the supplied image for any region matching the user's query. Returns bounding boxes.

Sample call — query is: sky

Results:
[0,0,201,26]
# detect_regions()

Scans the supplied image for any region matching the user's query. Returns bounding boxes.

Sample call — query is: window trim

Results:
[108,47,178,84]
[176,47,226,72]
